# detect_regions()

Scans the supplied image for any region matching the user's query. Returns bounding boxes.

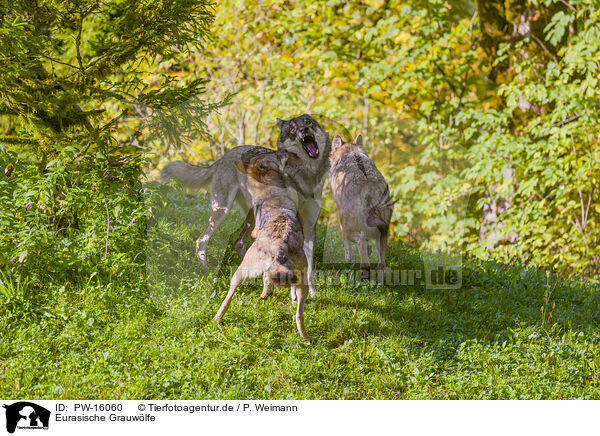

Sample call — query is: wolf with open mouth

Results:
[161,113,330,299]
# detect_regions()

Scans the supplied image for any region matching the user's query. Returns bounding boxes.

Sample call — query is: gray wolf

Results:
[161,114,330,298]
[329,133,392,281]
[211,150,314,342]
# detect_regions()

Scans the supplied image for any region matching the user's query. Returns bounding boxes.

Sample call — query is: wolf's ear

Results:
[276,118,286,130]
[332,135,343,150]
[354,133,363,148]
[275,150,288,169]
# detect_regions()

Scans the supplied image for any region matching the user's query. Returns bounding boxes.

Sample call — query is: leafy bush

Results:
[176,0,599,278]
[0,0,225,287]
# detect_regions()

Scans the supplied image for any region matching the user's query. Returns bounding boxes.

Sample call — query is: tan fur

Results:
[329,133,392,282]
[211,151,315,342]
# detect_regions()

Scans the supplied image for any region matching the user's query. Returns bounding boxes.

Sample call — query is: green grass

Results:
[1,185,599,399]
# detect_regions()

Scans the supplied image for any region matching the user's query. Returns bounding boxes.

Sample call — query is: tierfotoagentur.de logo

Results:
[2,402,50,434]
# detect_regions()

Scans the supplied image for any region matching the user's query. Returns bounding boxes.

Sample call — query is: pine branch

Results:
[0,135,40,145]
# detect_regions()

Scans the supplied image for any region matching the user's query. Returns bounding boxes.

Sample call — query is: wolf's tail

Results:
[160,161,215,189]
[269,260,298,285]
[367,209,389,235]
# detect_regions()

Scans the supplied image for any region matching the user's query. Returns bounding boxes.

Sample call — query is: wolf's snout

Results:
[299,126,311,137]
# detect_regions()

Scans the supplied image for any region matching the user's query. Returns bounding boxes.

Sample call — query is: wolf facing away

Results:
[211,150,314,342]
[160,114,330,299]
[329,133,393,281]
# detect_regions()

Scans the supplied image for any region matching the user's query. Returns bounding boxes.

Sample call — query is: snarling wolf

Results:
[160,114,330,298]
[329,133,392,281]
[211,150,315,342]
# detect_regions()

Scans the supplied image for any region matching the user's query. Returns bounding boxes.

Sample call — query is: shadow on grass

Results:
[311,251,600,361]
[146,186,600,360]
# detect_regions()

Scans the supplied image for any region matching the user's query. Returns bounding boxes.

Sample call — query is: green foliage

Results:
[2,0,599,400]
[1,203,599,398]
[0,0,226,285]
[456,2,600,275]
[0,144,146,282]
[167,0,599,278]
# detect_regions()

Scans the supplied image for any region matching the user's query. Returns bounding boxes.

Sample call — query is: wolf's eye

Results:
[257,161,268,172]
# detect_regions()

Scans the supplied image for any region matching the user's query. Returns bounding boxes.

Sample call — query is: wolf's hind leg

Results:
[261,274,273,299]
[343,234,353,262]
[212,245,266,323]
[233,201,254,260]
[196,185,238,265]
[294,276,315,343]
[376,231,388,284]
[212,269,244,324]
[359,236,370,281]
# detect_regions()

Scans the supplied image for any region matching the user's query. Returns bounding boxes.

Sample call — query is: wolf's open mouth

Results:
[300,134,319,158]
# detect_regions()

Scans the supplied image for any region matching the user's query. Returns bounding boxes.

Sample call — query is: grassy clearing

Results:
[1,185,599,399]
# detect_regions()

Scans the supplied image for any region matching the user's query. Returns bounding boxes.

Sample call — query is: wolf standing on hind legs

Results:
[160,114,330,299]
[211,150,315,342]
